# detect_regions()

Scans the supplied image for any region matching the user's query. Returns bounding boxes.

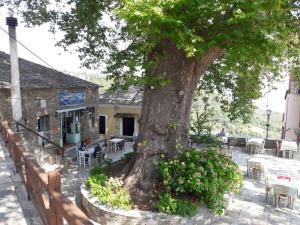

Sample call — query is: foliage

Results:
[190,97,223,148]
[86,166,133,210]
[121,152,134,161]
[191,134,223,149]
[191,92,283,139]
[2,0,299,120]
[190,97,213,137]
[156,193,198,217]
[158,148,243,215]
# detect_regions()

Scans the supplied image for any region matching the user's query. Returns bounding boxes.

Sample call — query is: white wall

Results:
[283,94,300,140]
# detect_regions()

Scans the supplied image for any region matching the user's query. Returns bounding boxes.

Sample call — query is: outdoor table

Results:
[247,157,267,179]
[272,179,299,209]
[108,138,124,152]
[280,140,297,158]
[246,138,264,154]
[77,148,94,166]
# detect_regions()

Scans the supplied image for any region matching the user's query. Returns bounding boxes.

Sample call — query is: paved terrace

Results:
[213,147,300,225]
[60,143,300,225]
[0,136,42,225]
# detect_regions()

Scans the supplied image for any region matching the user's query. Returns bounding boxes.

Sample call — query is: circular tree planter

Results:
[81,185,233,225]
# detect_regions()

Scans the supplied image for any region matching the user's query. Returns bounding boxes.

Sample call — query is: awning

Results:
[114,113,139,118]
[56,106,86,113]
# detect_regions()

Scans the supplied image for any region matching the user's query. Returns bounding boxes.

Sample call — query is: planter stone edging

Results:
[81,185,233,225]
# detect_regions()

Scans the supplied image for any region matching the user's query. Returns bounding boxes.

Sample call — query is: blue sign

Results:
[58,92,85,107]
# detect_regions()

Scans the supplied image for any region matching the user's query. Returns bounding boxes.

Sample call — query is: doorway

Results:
[122,117,135,136]
[60,110,81,146]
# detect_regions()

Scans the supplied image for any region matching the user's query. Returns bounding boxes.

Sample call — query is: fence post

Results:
[48,171,63,225]
[24,160,33,200]
[14,142,22,173]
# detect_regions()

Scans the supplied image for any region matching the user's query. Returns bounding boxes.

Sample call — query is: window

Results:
[38,115,50,132]
[99,115,106,134]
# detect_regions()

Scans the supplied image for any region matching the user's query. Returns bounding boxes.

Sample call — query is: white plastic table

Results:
[247,138,264,154]
[273,179,299,208]
[280,141,297,158]
[108,138,124,152]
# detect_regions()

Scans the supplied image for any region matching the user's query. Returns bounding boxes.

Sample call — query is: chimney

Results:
[6,16,22,122]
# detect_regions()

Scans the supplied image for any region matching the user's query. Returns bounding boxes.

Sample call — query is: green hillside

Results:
[191,96,283,139]
[69,72,283,139]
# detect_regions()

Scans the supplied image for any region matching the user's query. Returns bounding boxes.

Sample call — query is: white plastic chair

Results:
[78,151,86,168]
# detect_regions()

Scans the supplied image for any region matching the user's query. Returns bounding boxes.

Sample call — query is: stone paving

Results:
[61,142,134,207]
[213,147,300,225]
[0,136,42,225]
[62,144,300,225]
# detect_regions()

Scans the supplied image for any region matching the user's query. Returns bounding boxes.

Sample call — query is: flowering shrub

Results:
[156,193,198,216]
[158,148,243,215]
[86,167,132,210]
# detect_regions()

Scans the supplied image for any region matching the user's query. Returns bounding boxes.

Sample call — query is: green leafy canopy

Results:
[2,0,299,120]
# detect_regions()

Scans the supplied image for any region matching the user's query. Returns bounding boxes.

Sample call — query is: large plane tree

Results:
[2,0,299,198]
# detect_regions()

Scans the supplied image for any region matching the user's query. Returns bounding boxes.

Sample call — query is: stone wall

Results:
[228,137,278,149]
[0,87,99,145]
[228,137,247,147]
[0,89,12,122]
[81,185,232,225]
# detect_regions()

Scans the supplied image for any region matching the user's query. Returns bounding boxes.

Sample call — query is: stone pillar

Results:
[6,16,22,122]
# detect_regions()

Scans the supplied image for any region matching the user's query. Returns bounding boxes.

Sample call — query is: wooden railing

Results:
[0,121,93,225]
[16,121,65,157]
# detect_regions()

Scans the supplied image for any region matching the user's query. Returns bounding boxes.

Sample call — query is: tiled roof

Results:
[99,86,143,106]
[0,51,99,89]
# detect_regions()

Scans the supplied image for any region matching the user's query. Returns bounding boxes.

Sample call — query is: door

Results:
[99,115,106,135]
[122,117,134,136]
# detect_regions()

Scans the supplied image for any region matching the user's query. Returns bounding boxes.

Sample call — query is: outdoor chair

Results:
[78,151,86,168]
[96,152,105,164]
[285,150,293,159]
[248,161,263,180]
[249,144,263,155]
[117,140,125,151]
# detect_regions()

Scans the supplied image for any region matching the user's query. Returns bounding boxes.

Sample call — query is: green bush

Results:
[121,152,134,161]
[191,134,223,148]
[86,166,133,210]
[158,148,243,215]
[156,193,198,217]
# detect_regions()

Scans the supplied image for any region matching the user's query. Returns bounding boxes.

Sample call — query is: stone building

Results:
[282,74,300,140]
[98,86,143,139]
[0,51,100,147]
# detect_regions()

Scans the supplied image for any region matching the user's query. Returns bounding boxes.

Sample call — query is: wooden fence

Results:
[0,121,93,225]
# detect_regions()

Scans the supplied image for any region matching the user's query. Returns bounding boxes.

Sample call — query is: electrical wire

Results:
[0,26,59,71]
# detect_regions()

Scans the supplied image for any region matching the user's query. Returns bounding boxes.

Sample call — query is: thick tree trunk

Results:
[124,40,223,198]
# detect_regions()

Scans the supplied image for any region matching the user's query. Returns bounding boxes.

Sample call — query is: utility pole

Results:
[6,16,22,122]
[266,109,272,139]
